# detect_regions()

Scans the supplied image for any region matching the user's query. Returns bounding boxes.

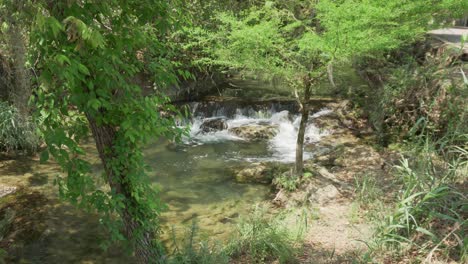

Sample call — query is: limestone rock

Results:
[229,124,278,140]
[199,117,227,133]
[309,184,340,205]
[234,163,275,184]
[0,185,17,198]
[334,145,382,168]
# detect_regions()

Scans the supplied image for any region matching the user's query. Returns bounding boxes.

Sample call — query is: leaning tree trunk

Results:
[295,82,312,177]
[86,113,162,264]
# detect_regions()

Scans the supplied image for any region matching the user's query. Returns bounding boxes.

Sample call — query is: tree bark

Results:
[294,81,312,177]
[86,113,162,264]
[6,11,31,116]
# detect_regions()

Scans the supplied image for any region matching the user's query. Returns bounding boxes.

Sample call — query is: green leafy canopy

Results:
[31,0,187,249]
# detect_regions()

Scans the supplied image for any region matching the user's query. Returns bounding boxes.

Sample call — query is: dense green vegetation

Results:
[0,0,466,263]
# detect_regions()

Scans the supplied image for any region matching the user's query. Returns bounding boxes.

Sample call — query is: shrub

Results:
[354,43,467,148]
[372,150,467,263]
[225,205,305,263]
[0,101,39,153]
[273,173,300,191]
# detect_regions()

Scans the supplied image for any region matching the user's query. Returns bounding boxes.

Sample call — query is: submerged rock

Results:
[233,162,287,184]
[199,117,228,133]
[229,124,278,140]
[234,163,272,184]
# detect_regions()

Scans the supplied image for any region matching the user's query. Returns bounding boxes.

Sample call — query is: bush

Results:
[354,42,467,147]
[372,149,467,263]
[225,205,305,263]
[0,101,39,153]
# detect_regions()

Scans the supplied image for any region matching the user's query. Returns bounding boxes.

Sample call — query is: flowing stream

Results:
[0,103,333,263]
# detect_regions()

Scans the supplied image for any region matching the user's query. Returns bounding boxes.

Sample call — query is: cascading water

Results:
[186,107,333,163]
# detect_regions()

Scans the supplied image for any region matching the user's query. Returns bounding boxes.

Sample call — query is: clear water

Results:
[0,107,333,263]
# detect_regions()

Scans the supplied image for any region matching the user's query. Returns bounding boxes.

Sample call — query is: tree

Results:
[198,0,467,176]
[0,0,35,116]
[30,1,185,262]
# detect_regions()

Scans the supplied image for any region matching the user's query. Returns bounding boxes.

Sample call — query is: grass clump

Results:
[273,171,314,192]
[370,145,467,263]
[168,221,229,264]
[353,172,389,221]
[226,205,305,263]
[0,101,39,153]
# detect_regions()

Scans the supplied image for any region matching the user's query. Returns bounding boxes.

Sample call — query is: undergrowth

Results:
[352,46,467,263]
[360,131,467,263]
[226,205,305,263]
[169,220,228,264]
[169,205,306,264]
[0,101,39,153]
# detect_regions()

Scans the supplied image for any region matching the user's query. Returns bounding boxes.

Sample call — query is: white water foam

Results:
[186,108,332,163]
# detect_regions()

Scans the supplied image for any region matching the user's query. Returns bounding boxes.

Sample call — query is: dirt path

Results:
[273,101,392,263]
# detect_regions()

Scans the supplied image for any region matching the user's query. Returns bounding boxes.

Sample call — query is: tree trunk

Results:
[6,19,31,116]
[294,82,312,177]
[86,114,162,264]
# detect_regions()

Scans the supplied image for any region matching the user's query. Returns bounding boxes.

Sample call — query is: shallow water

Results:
[147,140,271,244]
[0,107,333,263]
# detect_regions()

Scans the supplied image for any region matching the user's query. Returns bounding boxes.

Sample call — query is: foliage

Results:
[273,171,313,191]
[169,221,229,264]
[29,0,187,258]
[226,205,305,263]
[358,48,468,147]
[370,146,467,262]
[353,172,388,220]
[0,101,39,153]
[274,173,300,191]
[195,0,467,87]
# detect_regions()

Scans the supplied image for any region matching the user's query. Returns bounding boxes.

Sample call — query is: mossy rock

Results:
[233,162,289,184]
[229,125,279,141]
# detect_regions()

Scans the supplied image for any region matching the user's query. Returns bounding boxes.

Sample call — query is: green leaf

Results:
[40,150,50,163]
[78,64,90,76]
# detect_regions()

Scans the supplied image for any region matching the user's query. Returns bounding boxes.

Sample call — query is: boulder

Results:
[234,163,271,184]
[199,117,228,133]
[334,145,382,168]
[229,124,278,140]
[0,185,17,198]
[309,184,340,205]
[313,112,342,131]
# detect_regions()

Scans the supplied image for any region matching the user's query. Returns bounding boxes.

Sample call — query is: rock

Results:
[0,185,17,198]
[309,184,340,205]
[229,124,278,140]
[272,189,287,206]
[234,163,276,184]
[334,145,382,168]
[199,117,227,133]
[316,132,360,149]
[313,112,343,131]
[219,212,239,224]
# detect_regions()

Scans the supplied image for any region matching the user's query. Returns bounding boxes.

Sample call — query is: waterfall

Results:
[184,106,332,163]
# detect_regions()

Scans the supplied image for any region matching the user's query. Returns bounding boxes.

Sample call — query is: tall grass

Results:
[168,206,306,264]
[168,220,229,264]
[0,101,39,153]
[371,144,467,262]
[226,205,306,263]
